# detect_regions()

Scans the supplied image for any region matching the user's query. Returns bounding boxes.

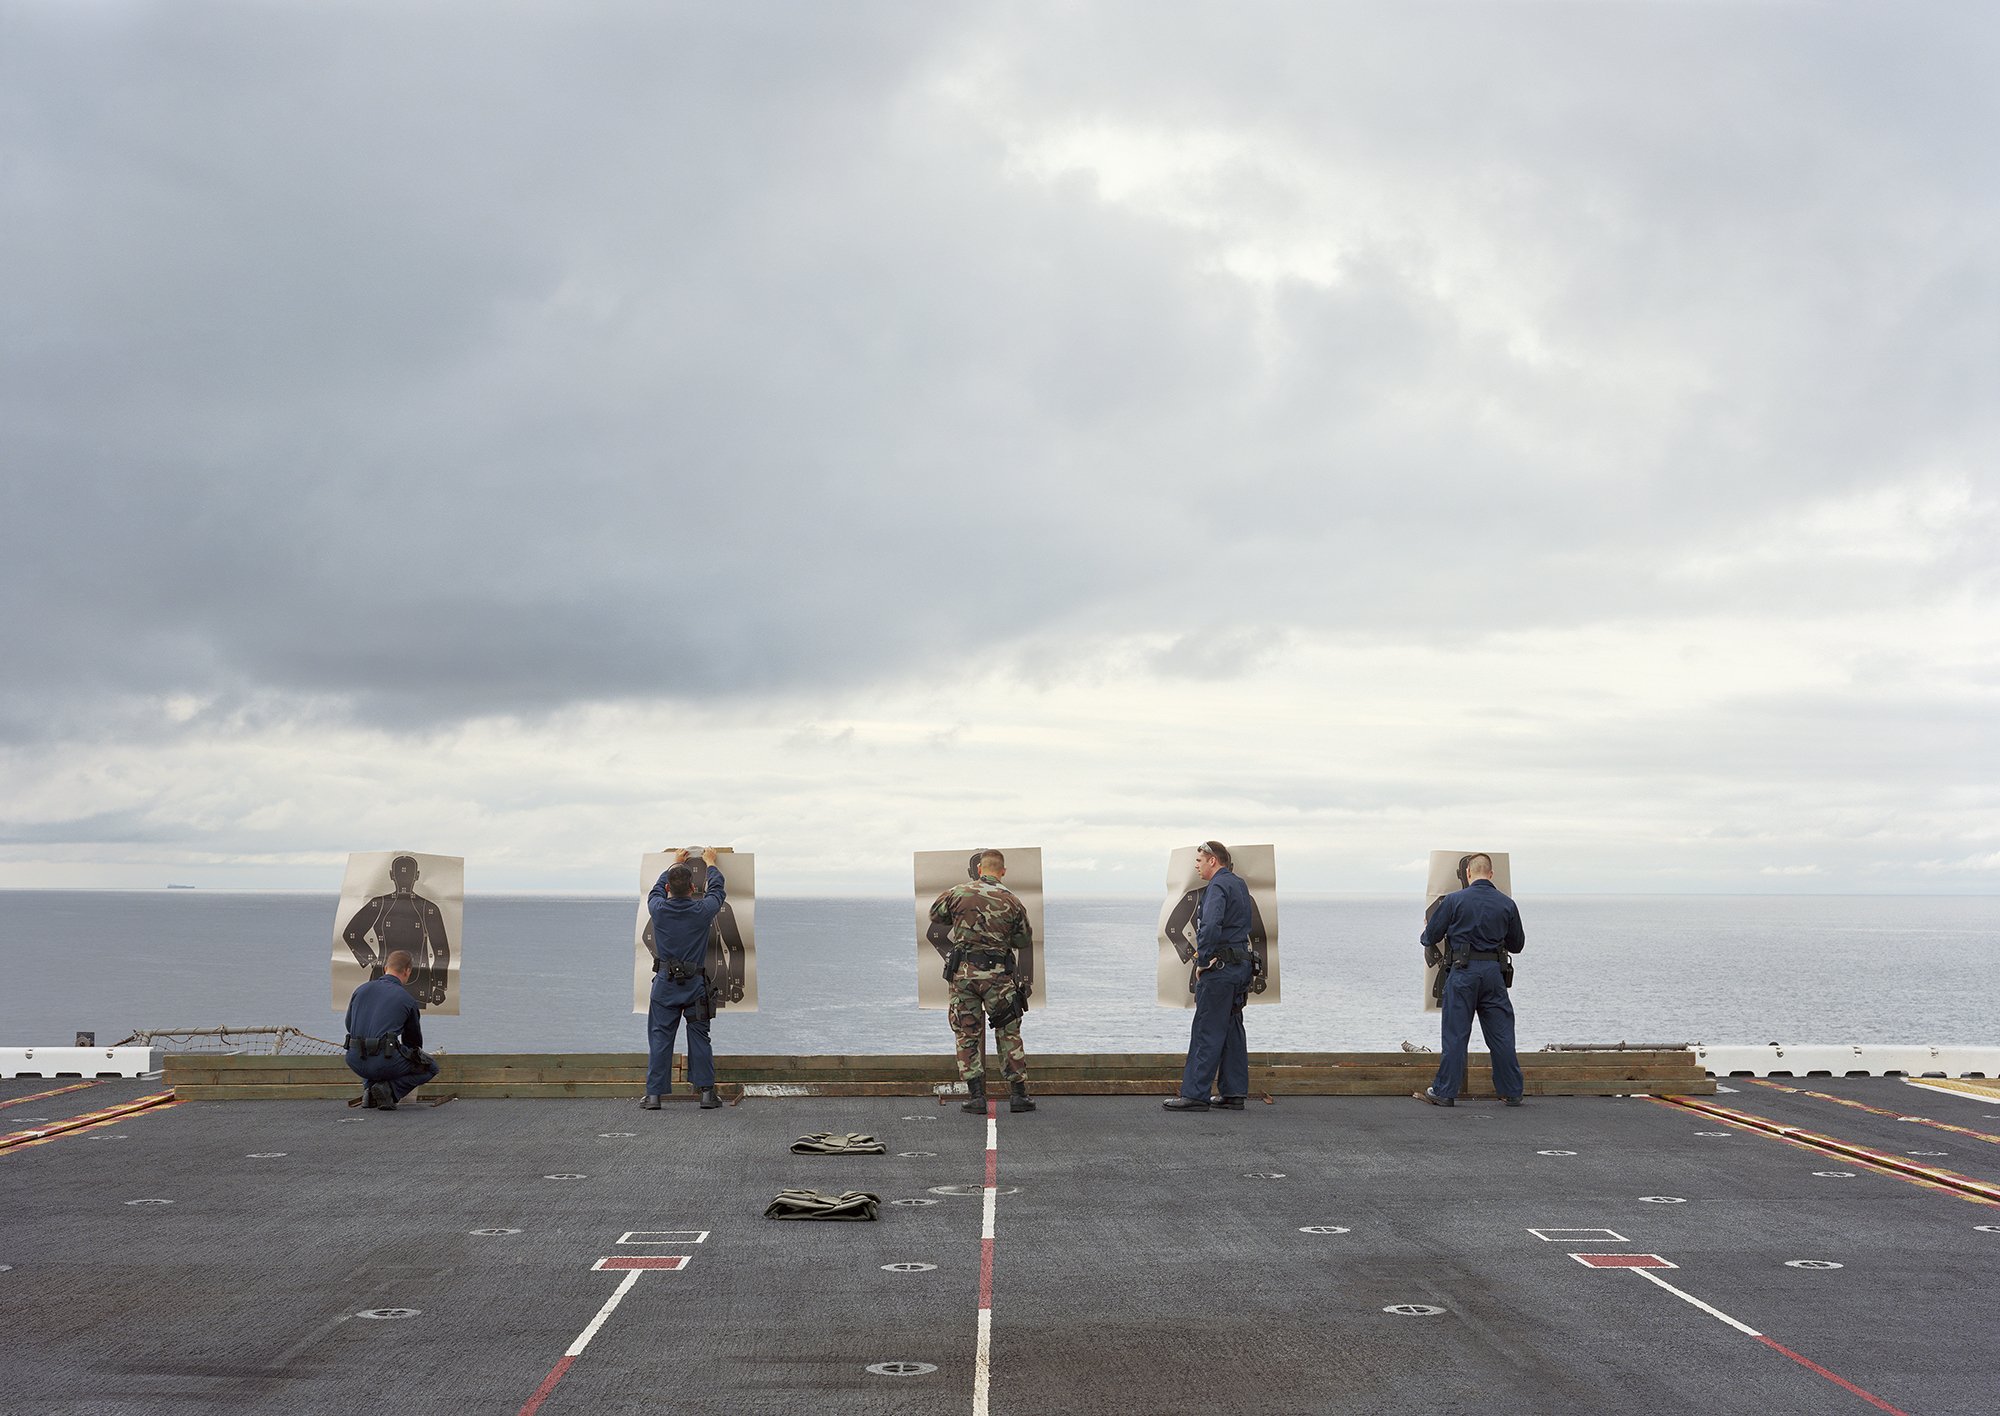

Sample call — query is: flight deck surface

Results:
[3,1074,1997,1415]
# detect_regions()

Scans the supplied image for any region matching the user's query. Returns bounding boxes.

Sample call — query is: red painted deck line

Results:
[1745,1077,2000,1147]
[973,1100,998,1416]
[0,1092,179,1153]
[0,1080,105,1111]
[1755,1336,1912,1415]
[515,1268,644,1416]
[516,1355,574,1416]
[1659,1095,2000,1206]
[1624,1268,1912,1415]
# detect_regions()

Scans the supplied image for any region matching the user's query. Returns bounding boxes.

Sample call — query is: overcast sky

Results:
[2,2,1995,895]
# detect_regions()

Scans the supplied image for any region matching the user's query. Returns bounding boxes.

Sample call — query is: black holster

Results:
[987,980,1030,1029]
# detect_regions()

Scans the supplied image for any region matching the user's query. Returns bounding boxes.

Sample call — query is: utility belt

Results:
[345,1033,410,1060]
[653,957,703,984]
[944,945,1018,982]
[1451,950,1506,969]
[1208,945,1263,974]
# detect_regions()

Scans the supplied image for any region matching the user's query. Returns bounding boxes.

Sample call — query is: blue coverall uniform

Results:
[1178,866,1256,1101]
[1421,878,1526,1102]
[646,864,726,1097]
[342,974,439,1104]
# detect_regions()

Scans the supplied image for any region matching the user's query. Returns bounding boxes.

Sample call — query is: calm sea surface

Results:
[1,892,1992,1054]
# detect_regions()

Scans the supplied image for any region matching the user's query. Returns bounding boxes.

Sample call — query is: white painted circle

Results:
[1299,1226,1351,1235]
[898,1151,936,1158]
[338,1117,367,1124]
[928,1184,1019,1197]
[124,1199,172,1206]
[1639,1196,1686,1204]
[543,1174,587,1181]
[1813,1171,1856,1179]
[357,1308,421,1320]
[1243,1172,1286,1180]
[867,1361,937,1376]
[890,1198,938,1207]
[1785,1260,1843,1270]
[246,1152,286,1159]
[1383,1304,1444,1316]
[469,1228,521,1236]
[598,1132,637,1139]
[881,1262,937,1273]
[1537,1150,1578,1157]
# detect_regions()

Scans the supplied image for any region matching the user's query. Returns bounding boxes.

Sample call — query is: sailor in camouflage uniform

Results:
[931,849,1037,1115]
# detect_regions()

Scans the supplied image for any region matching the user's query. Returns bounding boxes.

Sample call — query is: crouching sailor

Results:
[644,847,726,1111]
[932,849,1037,1115]
[1165,842,1256,1112]
[343,948,440,1110]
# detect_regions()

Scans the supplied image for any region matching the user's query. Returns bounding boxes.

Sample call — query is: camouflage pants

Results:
[948,973,1026,1083]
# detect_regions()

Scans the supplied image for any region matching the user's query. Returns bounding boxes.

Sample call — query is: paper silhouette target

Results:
[1420,849,1512,1013]
[1156,844,1280,1008]
[331,851,462,1015]
[913,847,1044,1010]
[631,848,758,1014]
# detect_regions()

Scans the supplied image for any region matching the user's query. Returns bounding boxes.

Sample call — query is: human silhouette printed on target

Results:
[1163,886,1269,997]
[643,853,748,1007]
[341,855,451,1007]
[926,849,1036,997]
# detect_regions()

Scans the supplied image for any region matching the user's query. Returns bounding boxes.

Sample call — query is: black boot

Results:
[961,1076,987,1113]
[1009,1081,1036,1113]
[698,1087,721,1109]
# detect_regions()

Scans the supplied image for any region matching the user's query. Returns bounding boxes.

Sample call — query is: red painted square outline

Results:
[1569,1252,1676,1269]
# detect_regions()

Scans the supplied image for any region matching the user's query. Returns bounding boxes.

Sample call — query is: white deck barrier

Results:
[1,1046,162,1079]
[1694,1043,1999,1078]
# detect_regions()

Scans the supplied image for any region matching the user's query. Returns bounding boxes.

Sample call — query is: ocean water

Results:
[1,891,1992,1055]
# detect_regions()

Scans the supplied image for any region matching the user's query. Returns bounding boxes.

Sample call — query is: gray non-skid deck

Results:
[3,1078,1997,1415]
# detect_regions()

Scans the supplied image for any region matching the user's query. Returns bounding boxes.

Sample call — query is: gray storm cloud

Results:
[2,2,1995,740]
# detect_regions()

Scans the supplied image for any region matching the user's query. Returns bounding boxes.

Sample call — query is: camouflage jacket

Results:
[929,875,1031,971]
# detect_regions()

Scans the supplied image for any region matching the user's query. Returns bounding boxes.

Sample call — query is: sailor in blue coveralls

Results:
[1416,853,1526,1107]
[342,949,439,1110]
[643,848,726,1111]
[1164,841,1256,1112]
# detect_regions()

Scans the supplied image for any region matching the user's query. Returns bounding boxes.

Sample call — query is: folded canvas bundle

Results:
[763,1188,881,1221]
[789,1131,887,1155]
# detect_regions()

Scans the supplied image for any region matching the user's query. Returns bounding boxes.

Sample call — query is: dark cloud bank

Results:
[3,3,1994,737]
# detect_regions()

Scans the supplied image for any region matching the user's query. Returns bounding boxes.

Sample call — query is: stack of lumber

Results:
[165,1049,1712,1100]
